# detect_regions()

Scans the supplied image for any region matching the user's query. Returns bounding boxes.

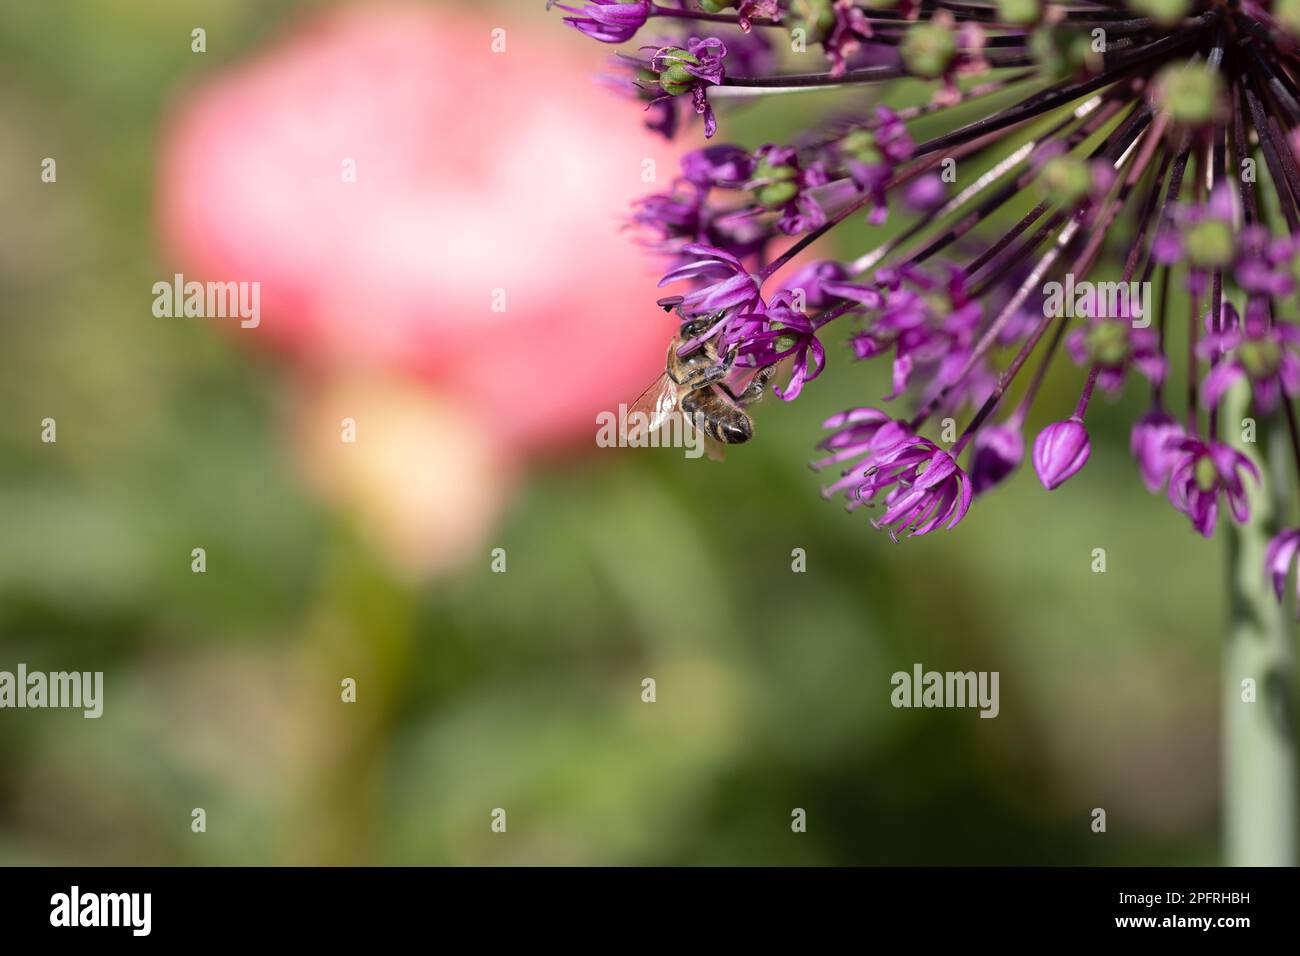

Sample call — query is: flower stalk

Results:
[1224,382,1297,867]
[556,1,1300,858]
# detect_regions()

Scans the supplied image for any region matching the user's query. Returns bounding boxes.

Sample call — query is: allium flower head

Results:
[554,0,1300,594]
[1167,438,1259,538]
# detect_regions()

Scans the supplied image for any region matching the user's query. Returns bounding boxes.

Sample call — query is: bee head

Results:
[678,310,726,340]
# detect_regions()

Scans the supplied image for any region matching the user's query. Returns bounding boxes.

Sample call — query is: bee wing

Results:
[625,374,727,461]
[625,372,681,444]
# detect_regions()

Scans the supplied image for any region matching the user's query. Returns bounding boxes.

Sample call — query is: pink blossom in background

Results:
[156,3,683,455]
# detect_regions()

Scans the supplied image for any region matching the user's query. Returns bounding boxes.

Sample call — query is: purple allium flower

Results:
[730,0,782,32]
[631,190,703,247]
[969,422,1024,495]
[781,260,882,312]
[630,185,770,263]
[1130,408,1185,495]
[853,435,975,540]
[823,0,876,77]
[681,144,755,190]
[1032,418,1091,491]
[1154,185,1238,295]
[1233,226,1295,298]
[1265,528,1300,612]
[840,108,915,225]
[811,407,912,484]
[647,38,727,138]
[551,0,652,44]
[731,290,825,400]
[1200,306,1300,414]
[812,411,972,537]
[781,260,852,311]
[557,0,1300,600]
[903,174,945,212]
[849,266,982,406]
[657,243,761,320]
[747,145,829,235]
[1167,438,1260,538]
[1065,317,1166,393]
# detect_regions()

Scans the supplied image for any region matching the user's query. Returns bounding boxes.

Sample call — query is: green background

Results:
[0,0,1228,865]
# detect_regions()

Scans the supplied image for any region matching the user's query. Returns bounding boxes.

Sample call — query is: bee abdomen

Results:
[688,393,752,444]
[711,411,753,444]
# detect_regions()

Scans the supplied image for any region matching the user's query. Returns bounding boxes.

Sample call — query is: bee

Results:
[626,314,776,459]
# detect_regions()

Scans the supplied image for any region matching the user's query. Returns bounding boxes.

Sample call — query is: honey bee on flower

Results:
[554,0,1300,612]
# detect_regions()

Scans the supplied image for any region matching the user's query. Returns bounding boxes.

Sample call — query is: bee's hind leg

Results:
[676,347,735,390]
[723,364,776,406]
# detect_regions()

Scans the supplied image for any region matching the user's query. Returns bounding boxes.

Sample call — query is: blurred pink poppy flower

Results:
[156,2,682,455]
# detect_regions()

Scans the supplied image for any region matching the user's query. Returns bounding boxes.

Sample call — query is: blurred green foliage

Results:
[0,0,1225,865]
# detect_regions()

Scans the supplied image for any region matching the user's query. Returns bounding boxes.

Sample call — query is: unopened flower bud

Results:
[1038,156,1092,206]
[752,156,799,209]
[902,23,957,79]
[1185,219,1234,268]
[1154,63,1223,126]
[996,0,1041,26]
[1033,417,1091,490]
[1130,0,1190,27]
[970,423,1025,494]
[1280,0,1300,37]
[657,47,702,96]
[790,0,837,43]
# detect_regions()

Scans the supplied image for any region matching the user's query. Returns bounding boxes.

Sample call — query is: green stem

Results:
[1223,383,1297,866]
[291,527,416,865]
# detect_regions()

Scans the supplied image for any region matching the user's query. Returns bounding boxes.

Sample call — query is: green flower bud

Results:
[1086,320,1131,367]
[841,129,883,166]
[996,0,1041,26]
[1185,219,1234,268]
[1279,0,1300,37]
[1194,455,1219,492]
[757,181,799,209]
[924,293,957,320]
[1128,0,1190,27]
[902,23,957,80]
[1239,338,1282,380]
[790,0,837,43]
[753,158,799,209]
[1030,26,1098,79]
[658,47,701,97]
[1038,156,1092,206]
[1154,62,1223,126]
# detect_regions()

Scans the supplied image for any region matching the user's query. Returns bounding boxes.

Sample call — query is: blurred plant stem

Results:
[1224,383,1297,866]
[293,529,417,865]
